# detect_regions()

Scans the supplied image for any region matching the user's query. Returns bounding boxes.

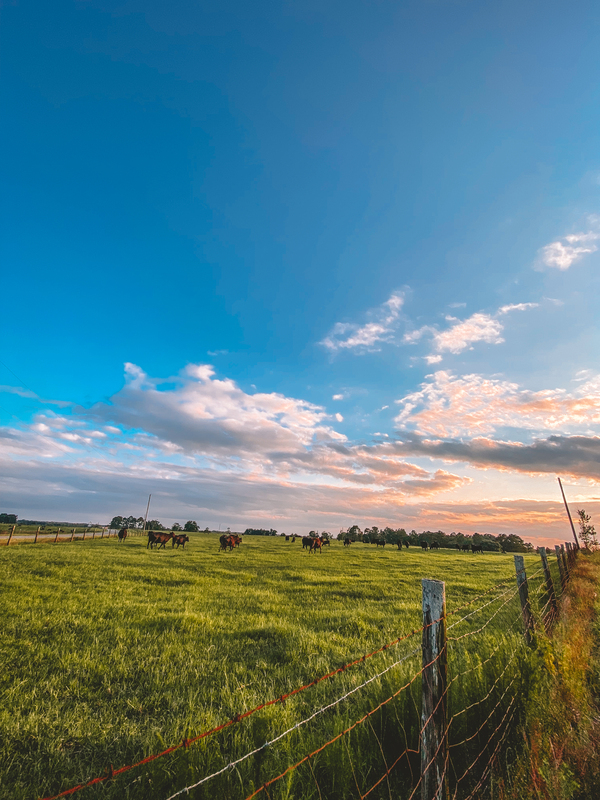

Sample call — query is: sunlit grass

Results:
[0,535,546,800]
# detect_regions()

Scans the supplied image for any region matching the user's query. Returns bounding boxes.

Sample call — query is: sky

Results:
[2,0,600,544]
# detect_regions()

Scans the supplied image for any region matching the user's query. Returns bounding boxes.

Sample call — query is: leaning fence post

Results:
[70,529,75,542]
[539,548,558,627]
[554,545,566,591]
[421,579,448,800]
[54,528,60,544]
[7,525,15,546]
[514,556,535,647]
[34,527,40,544]
[83,528,86,541]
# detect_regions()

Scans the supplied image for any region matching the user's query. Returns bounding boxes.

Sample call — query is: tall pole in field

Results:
[143,494,152,533]
[558,477,579,549]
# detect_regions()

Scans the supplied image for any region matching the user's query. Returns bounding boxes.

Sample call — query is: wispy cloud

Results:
[320,292,404,353]
[536,230,600,270]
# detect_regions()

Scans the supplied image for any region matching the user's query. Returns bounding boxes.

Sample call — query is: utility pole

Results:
[558,477,580,549]
[144,494,152,532]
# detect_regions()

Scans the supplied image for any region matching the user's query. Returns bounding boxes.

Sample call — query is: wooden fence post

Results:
[539,548,558,627]
[83,528,86,541]
[34,527,40,544]
[514,556,535,647]
[70,529,75,542]
[54,528,60,544]
[554,545,566,591]
[421,579,448,800]
[6,526,15,546]
[561,545,569,582]
[92,529,96,539]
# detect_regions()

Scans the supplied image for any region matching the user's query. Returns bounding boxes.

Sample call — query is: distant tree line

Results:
[244,528,278,536]
[0,514,18,524]
[337,525,534,552]
[109,516,210,533]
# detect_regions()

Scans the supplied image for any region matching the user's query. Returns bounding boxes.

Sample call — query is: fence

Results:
[38,540,578,800]
[0,526,154,546]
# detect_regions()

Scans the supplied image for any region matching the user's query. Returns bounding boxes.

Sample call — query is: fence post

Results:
[70,529,75,542]
[539,548,558,627]
[83,528,86,541]
[554,545,566,591]
[92,529,96,539]
[514,556,535,647]
[421,579,448,800]
[7,525,15,546]
[54,528,60,544]
[561,544,569,582]
[34,527,40,544]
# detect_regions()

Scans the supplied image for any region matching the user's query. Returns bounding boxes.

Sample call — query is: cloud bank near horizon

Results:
[3,359,600,541]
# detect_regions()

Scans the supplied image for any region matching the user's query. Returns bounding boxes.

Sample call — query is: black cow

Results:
[430,542,440,550]
[461,543,470,552]
[472,544,483,554]
[375,539,386,548]
[343,537,351,547]
[420,541,429,550]
[117,528,128,543]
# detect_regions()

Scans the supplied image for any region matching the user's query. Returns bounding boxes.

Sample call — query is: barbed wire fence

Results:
[39,543,577,800]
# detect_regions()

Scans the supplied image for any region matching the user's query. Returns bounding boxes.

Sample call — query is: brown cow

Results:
[117,528,128,543]
[172,534,190,549]
[153,531,174,549]
[309,538,322,554]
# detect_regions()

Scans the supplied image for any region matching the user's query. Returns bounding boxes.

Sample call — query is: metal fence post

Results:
[539,547,558,627]
[514,556,535,647]
[421,579,448,800]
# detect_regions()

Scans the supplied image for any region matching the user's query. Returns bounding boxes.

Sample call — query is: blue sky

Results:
[2,0,600,541]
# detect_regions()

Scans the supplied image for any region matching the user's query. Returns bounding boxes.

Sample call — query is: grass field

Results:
[0,534,553,800]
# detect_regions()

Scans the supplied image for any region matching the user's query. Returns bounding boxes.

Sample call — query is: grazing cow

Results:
[309,538,322,554]
[302,536,313,550]
[472,544,483,554]
[344,537,351,547]
[461,543,470,552]
[430,542,440,550]
[403,540,410,549]
[420,541,429,550]
[117,528,128,543]
[172,534,190,549]
[375,539,386,548]
[291,536,296,543]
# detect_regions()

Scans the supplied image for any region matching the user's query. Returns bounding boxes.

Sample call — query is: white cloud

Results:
[424,355,443,364]
[537,231,599,270]
[335,413,344,422]
[432,313,504,354]
[395,369,600,438]
[320,292,404,353]
[498,302,538,314]
[332,394,344,400]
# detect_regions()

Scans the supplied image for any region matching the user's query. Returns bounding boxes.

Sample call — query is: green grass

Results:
[0,535,550,800]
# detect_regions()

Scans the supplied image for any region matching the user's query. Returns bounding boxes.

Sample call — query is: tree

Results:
[0,513,17,524]
[184,520,199,532]
[109,516,125,529]
[147,519,165,531]
[577,509,598,551]
[172,523,183,531]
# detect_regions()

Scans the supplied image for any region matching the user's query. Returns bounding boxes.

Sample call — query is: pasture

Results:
[0,534,548,800]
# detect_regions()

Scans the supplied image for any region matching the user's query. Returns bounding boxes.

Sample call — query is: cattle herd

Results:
[116,528,490,554]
